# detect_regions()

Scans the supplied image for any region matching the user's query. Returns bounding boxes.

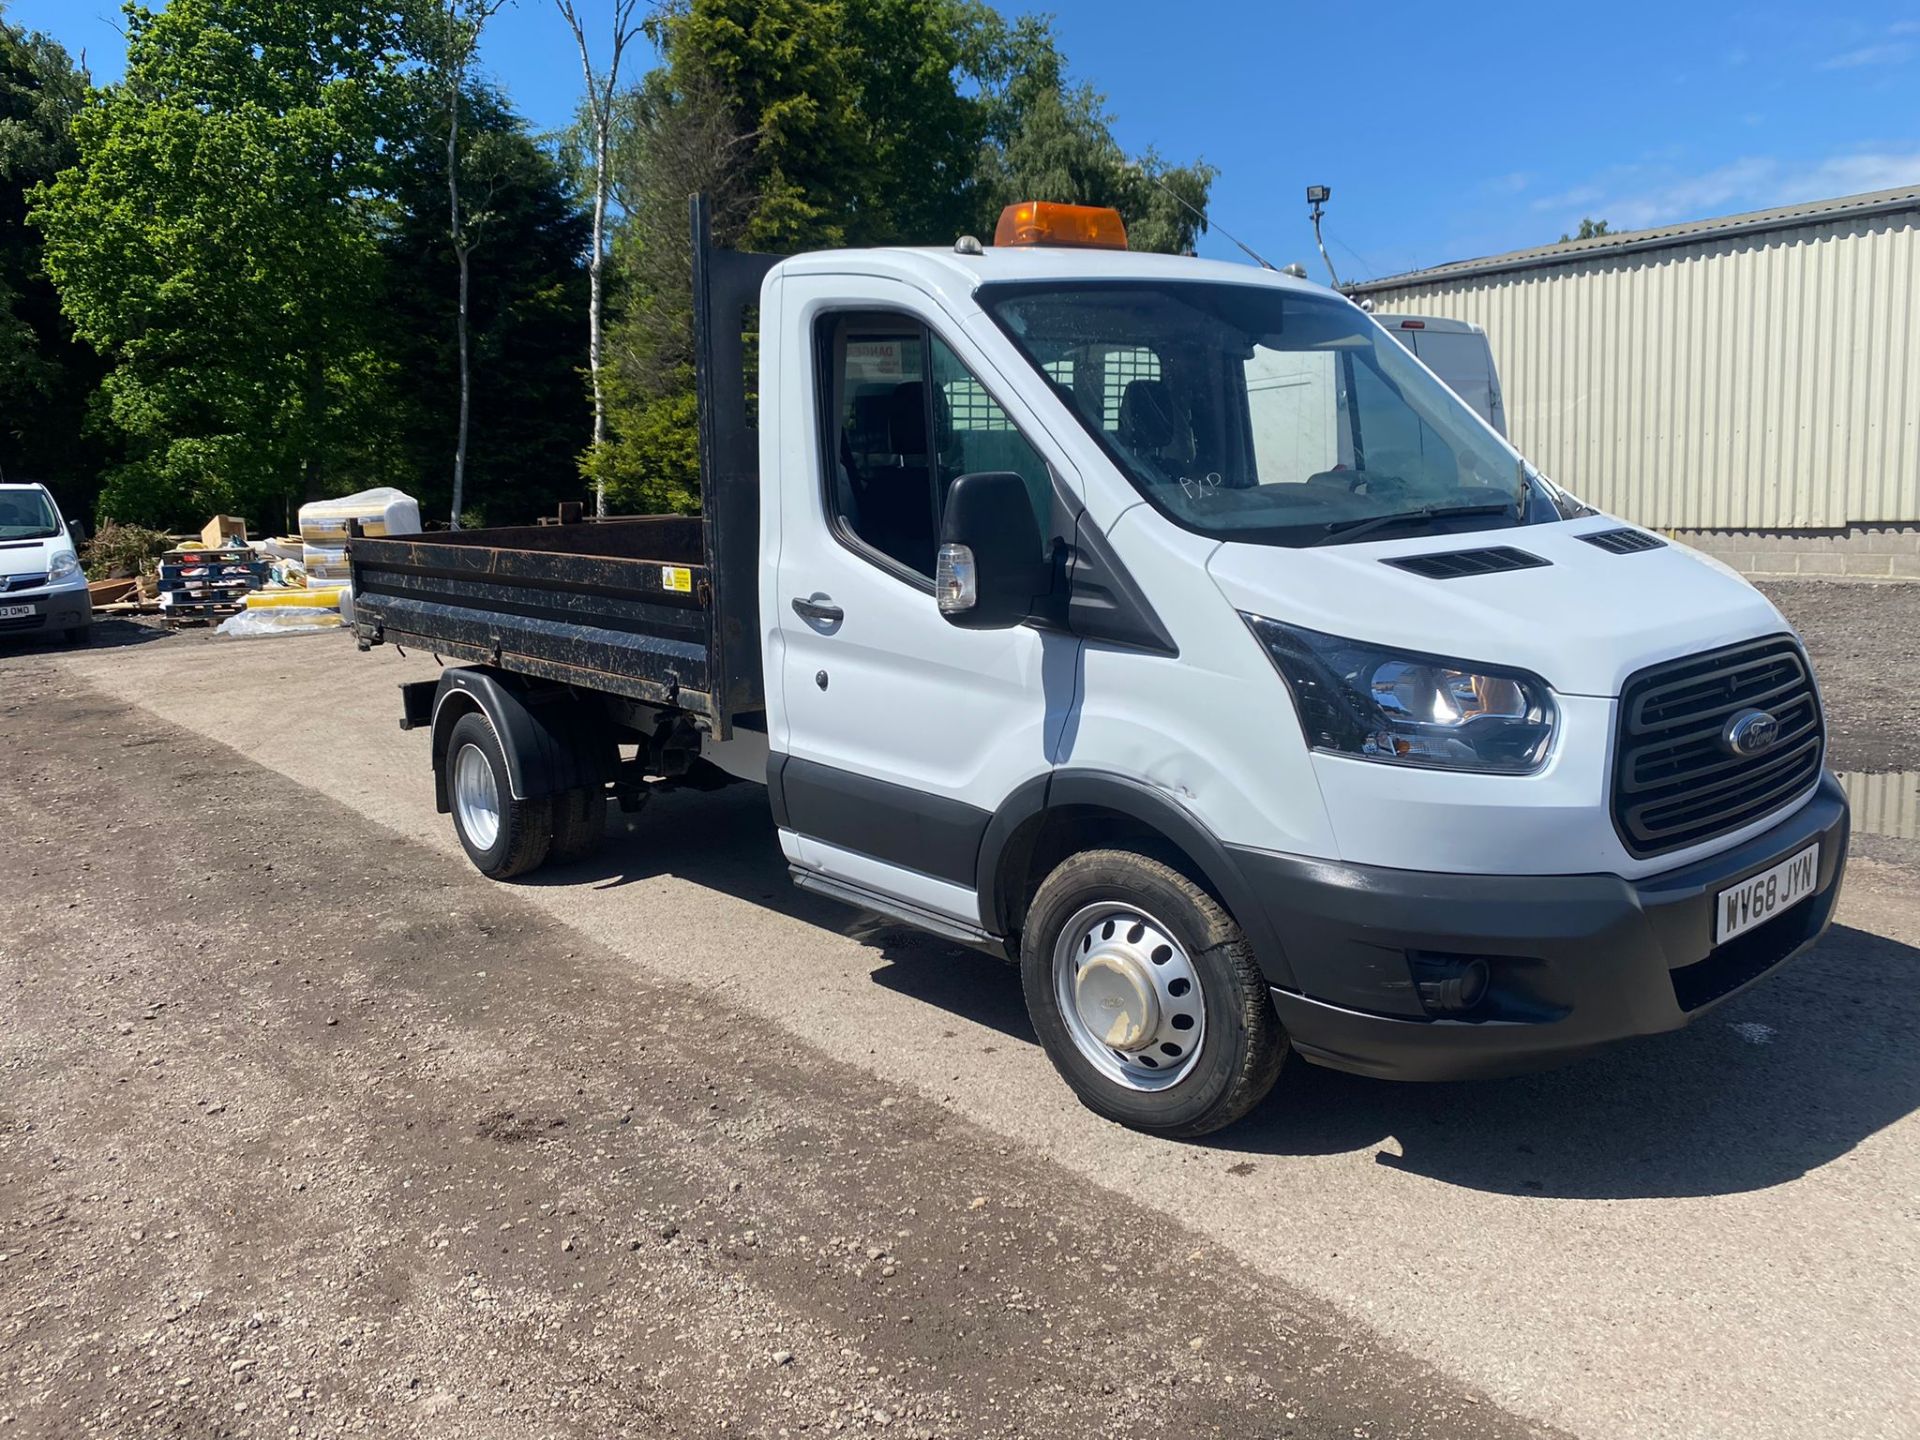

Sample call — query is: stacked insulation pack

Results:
[298,488,422,591]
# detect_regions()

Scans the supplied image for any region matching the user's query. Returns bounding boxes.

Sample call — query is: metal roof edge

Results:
[1351,187,1920,293]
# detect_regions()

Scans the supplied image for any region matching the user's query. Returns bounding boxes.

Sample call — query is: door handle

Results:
[790,594,844,625]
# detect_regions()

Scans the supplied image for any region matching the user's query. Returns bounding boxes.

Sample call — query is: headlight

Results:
[1244,615,1556,773]
[48,549,81,581]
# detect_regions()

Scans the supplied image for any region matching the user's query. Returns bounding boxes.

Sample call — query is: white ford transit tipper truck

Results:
[351,199,1849,1137]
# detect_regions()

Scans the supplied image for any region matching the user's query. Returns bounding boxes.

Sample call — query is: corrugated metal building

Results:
[1352,186,1920,576]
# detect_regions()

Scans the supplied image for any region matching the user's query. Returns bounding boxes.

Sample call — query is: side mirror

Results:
[936,471,1049,630]
[68,518,89,545]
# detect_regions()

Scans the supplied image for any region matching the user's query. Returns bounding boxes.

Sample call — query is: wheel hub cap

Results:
[1074,954,1159,1050]
[453,742,501,851]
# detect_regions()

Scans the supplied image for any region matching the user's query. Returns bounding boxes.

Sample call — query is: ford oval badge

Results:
[1723,708,1781,758]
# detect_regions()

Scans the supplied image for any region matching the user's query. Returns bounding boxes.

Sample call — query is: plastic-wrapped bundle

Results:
[298,487,422,546]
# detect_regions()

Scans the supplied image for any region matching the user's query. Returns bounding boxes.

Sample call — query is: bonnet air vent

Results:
[1382,546,1550,579]
[1579,527,1666,555]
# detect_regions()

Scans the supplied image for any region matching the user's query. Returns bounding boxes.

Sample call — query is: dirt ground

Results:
[1759,580,1920,773]
[0,661,1549,1438]
[2,580,1918,1440]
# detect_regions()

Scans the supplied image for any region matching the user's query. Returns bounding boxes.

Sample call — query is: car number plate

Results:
[1715,843,1818,944]
[0,603,33,620]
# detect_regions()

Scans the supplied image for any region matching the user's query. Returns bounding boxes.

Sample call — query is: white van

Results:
[0,482,90,645]
[353,199,1848,1137]
[1376,314,1507,437]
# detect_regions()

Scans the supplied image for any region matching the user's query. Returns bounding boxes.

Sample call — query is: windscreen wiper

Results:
[1309,502,1519,548]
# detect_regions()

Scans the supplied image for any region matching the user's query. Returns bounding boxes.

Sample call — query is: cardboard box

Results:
[201,514,248,548]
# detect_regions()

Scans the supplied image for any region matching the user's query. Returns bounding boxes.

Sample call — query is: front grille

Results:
[1383,546,1549,579]
[0,613,46,633]
[0,572,48,593]
[1613,635,1824,858]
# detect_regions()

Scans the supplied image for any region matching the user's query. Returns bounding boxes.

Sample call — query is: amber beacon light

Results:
[993,201,1129,250]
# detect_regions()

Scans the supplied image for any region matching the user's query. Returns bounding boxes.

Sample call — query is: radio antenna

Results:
[1148,174,1277,271]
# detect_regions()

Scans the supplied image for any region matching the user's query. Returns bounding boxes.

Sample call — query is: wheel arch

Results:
[429,667,617,814]
[977,770,1298,990]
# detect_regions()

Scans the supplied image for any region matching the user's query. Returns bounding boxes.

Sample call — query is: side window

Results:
[820,315,937,576]
[819,314,1053,580]
[928,334,1053,535]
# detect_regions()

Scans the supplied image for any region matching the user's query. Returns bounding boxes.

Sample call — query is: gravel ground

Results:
[0,657,1550,1440]
[1760,580,1920,772]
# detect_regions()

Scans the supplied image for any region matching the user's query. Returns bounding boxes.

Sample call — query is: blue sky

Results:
[10,0,1920,280]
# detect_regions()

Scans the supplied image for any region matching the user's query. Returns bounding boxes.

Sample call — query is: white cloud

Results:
[1482,170,1534,196]
[1531,150,1920,233]
[1819,41,1914,69]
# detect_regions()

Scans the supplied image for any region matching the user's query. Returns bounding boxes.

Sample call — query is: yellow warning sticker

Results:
[661,565,693,593]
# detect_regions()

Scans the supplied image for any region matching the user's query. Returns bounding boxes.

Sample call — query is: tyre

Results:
[549,785,608,863]
[446,711,553,879]
[64,622,93,646]
[1020,849,1287,1137]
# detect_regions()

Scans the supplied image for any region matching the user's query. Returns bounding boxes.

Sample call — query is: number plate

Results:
[1715,843,1818,944]
[0,603,33,620]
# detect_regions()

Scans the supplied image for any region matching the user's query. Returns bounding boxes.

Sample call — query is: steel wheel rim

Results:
[1053,901,1206,1091]
[453,742,501,852]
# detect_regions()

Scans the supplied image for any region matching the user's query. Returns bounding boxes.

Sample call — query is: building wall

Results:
[1364,207,1920,535]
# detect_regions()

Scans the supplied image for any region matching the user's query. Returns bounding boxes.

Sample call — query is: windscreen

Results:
[0,489,60,541]
[979,281,1528,547]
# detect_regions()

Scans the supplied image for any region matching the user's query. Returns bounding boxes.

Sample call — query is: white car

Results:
[0,482,92,645]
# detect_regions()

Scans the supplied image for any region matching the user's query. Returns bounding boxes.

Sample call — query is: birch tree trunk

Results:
[556,0,641,519]
[448,53,471,528]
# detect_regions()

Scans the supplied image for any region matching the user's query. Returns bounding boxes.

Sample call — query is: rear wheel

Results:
[447,711,552,879]
[549,785,608,863]
[1020,849,1286,1137]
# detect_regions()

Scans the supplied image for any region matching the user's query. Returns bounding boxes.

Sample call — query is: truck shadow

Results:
[550,787,1920,1201]
[1216,922,1920,1199]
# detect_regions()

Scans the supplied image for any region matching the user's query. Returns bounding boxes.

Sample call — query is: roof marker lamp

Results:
[994,201,1129,250]
[1244,615,1556,773]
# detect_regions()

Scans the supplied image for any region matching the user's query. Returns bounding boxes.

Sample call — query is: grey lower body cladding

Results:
[768,754,1851,1084]
[1249,774,1850,1080]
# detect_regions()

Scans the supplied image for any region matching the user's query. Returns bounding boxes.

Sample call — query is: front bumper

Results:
[1233,773,1850,1081]
[0,583,90,638]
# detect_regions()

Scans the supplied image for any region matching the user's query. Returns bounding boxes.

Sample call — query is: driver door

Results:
[767,275,1077,926]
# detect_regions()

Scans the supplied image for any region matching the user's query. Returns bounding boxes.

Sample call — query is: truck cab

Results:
[353,200,1848,1138]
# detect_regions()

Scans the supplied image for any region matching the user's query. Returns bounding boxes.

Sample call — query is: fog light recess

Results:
[1411,955,1491,1017]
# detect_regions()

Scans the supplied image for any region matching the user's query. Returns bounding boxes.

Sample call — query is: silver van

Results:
[1376,315,1507,437]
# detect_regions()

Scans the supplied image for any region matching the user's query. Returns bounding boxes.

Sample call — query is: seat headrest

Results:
[1120,379,1182,451]
[885,381,927,454]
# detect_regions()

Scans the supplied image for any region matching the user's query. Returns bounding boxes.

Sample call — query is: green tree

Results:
[593,0,1215,513]
[964,10,1213,253]
[0,9,111,507]
[31,0,414,530]
[371,82,592,527]
[406,0,511,528]
[1561,216,1610,242]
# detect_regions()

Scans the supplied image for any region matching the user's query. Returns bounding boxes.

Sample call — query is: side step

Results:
[788,867,1006,955]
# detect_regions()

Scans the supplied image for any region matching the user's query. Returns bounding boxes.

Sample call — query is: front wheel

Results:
[1020,849,1287,1137]
[447,711,553,879]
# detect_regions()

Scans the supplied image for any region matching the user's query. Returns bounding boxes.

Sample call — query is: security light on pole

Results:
[1307,185,1341,289]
